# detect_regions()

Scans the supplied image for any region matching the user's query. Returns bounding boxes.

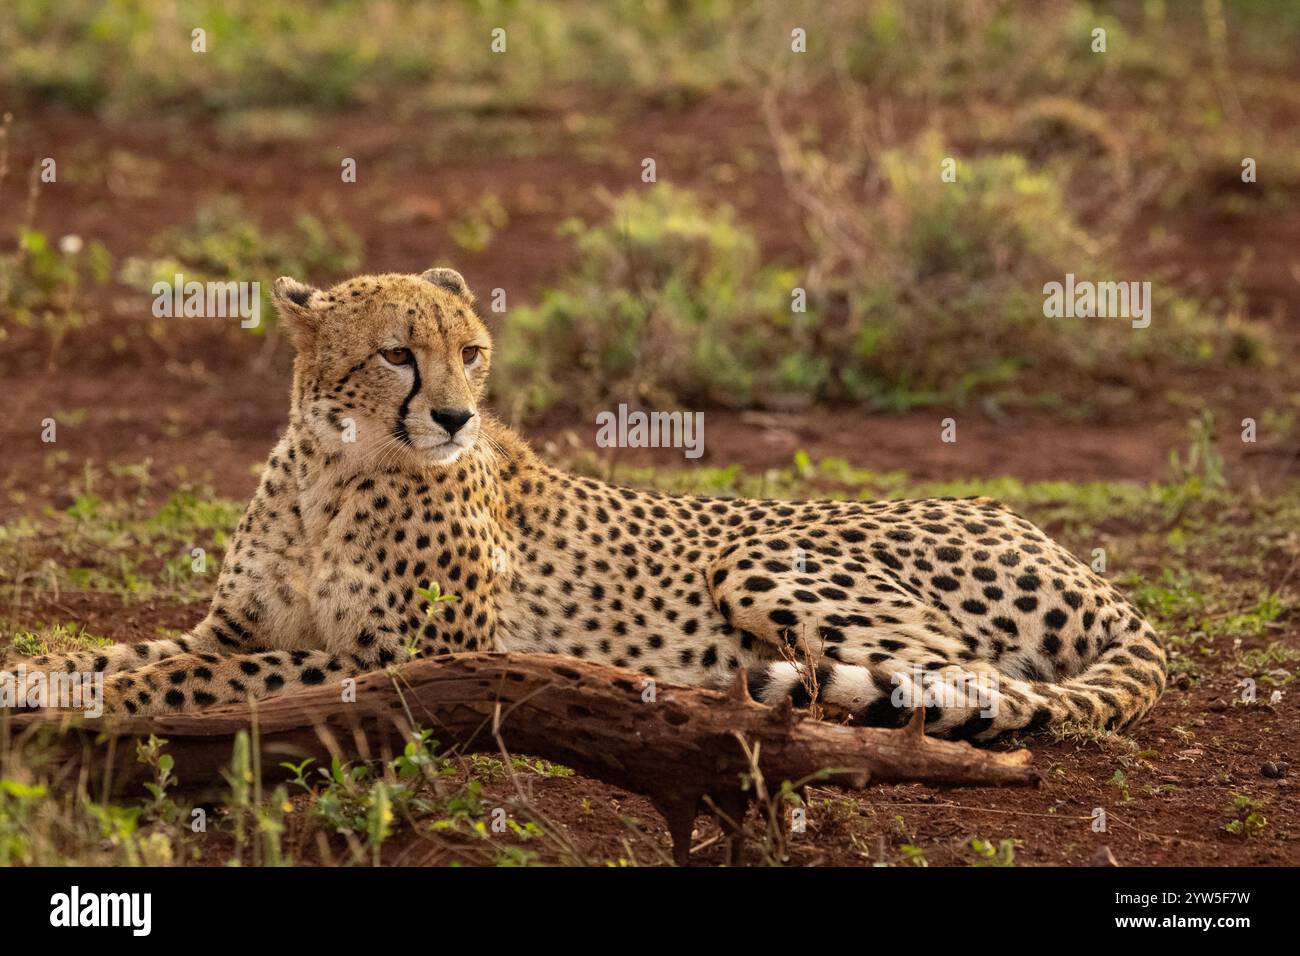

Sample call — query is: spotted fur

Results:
[5,270,1166,739]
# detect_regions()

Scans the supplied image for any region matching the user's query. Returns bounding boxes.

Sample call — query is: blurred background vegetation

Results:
[1,0,1298,423]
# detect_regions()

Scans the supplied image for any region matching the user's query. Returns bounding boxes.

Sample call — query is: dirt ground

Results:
[1,99,1298,865]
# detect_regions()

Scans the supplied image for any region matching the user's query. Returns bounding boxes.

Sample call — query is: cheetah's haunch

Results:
[6,270,1166,739]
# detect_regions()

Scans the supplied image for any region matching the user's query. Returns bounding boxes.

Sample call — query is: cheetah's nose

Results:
[431,407,474,437]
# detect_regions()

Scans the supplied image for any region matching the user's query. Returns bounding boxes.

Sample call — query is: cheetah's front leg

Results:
[0,604,277,681]
[100,649,367,716]
[98,562,434,715]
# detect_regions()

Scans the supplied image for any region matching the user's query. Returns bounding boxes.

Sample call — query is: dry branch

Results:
[4,652,1038,864]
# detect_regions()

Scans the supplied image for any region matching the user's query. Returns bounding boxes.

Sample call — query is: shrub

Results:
[495,185,804,417]
[0,229,111,354]
[497,167,1265,418]
[819,137,1264,411]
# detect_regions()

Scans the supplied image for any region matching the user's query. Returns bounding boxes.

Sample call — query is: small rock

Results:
[1207,699,1229,712]
[1262,762,1281,779]
[1278,761,1291,774]
[1174,673,1193,690]
[1090,845,1119,867]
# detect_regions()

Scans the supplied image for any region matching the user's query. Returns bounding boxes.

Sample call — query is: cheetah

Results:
[3,269,1166,739]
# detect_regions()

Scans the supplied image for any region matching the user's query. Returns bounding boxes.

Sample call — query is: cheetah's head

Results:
[273,269,492,468]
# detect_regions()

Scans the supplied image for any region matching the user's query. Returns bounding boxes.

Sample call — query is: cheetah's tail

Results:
[745,612,1168,741]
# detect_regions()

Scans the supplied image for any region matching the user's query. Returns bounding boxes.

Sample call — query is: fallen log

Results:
[4,652,1039,863]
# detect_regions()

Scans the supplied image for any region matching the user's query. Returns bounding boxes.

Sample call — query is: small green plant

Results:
[1,228,110,326]
[0,216,110,363]
[494,845,543,867]
[899,843,929,867]
[308,756,387,836]
[417,583,460,604]
[468,754,575,782]
[1108,769,1134,803]
[969,837,1018,867]
[1223,793,1267,837]
[513,757,574,779]
[391,728,452,785]
[83,802,144,857]
[0,778,49,866]
[280,758,317,791]
[406,585,461,657]
[10,630,43,657]
[136,735,179,825]
[432,780,487,834]
[1168,411,1227,488]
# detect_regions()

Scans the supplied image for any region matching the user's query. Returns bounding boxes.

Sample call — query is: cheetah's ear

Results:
[272,276,322,311]
[272,276,323,348]
[419,267,474,304]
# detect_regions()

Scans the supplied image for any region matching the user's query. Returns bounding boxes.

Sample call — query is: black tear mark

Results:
[393,353,422,444]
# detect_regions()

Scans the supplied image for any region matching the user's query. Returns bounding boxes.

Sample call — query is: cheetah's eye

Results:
[380,347,413,366]
[461,345,483,366]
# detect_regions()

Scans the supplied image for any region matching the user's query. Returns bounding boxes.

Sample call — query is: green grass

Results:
[119,198,362,331]
[5,0,1299,118]
[0,0,776,116]
[0,717,578,866]
[7,622,112,658]
[0,486,244,609]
